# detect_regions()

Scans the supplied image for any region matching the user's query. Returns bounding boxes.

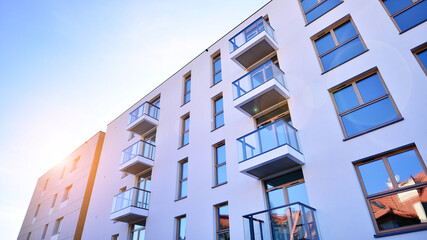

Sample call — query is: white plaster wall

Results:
[82,0,427,239]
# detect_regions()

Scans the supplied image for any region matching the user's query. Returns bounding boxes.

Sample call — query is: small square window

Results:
[379,0,427,33]
[329,68,402,139]
[312,16,367,73]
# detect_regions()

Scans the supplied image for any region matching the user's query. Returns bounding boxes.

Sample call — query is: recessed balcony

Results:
[110,188,150,223]
[233,60,289,117]
[237,119,304,179]
[229,17,278,69]
[243,202,320,240]
[127,102,159,135]
[119,140,155,175]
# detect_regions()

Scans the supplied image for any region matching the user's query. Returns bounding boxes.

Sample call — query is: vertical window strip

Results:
[214,143,227,186]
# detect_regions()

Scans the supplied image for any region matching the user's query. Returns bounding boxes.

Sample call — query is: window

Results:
[312,16,367,72]
[354,145,427,236]
[62,185,72,201]
[299,0,343,24]
[178,159,188,199]
[183,74,191,104]
[52,217,63,235]
[41,224,48,239]
[181,114,190,147]
[212,53,222,85]
[329,68,402,139]
[131,221,145,240]
[51,194,57,208]
[34,204,40,218]
[380,0,427,33]
[213,95,224,129]
[214,142,227,186]
[215,203,230,240]
[412,42,427,75]
[71,156,80,172]
[111,234,119,240]
[60,167,65,180]
[43,179,49,191]
[176,215,186,240]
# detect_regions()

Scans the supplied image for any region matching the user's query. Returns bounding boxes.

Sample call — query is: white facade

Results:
[21,0,427,239]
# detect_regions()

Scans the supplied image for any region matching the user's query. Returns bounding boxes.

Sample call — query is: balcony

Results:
[127,102,159,135]
[237,119,304,179]
[229,17,278,69]
[243,202,320,240]
[233,60,289,116]
[119,140,155,175]
[110,188,150,223]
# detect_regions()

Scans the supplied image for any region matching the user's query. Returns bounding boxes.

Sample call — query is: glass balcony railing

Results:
[111,188,150,213]
[237,119,300,163]
[243,202,320,240]
[232,60,287,100]
[229,17,276,53]
[121,140,155,164]
[128,102,160,125]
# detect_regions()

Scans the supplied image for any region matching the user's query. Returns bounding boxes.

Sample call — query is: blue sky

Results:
[0,0,269,238]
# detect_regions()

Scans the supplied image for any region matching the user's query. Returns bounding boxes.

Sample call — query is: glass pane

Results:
[267,188,286,208]
[334,21,357,44]
[182,132,189,146]
[181,162,188,179]
[215,113,224,128]
[266,170,304,189]
[214,72,222,84]
[259,125,276,153]
[138,229,145,240]
[216,144,226,165]
[388,149,426,187]
[306,0,342,23]
[301,0,318,12]
[185,79,191,92]
[394,1,427,32]
[418,49,427,68]
[215,98,223,113]
[341,97,399,137]
[287,182,310,206]
[333,85,359,113]
[218,205,229,230]
[184,118,190,131]
[383,0,413,15]
[178,217,186,240]
[370,187,427,231]
[356,73,387,103]
[218,232,230,240]
[251,71,265,88]
[184,93,190,103]
[321,37,365,72]
[359,159,391,195]
[180,180,187,198]
[315,32,336,55]
[214,58,221,72]
[216,165,227,185]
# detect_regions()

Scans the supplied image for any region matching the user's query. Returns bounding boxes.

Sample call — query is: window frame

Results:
[180,114,190,147]
[311,15,368,73]
[62,185,72,202]
[329,67,402,139]
[176,215,186,240]
[215,202,230,239]
[353,145,427,236]
[212,94,224,130]
[51,193,57,208]
[298,0,344,25]
[183,73,191,105]
[41,224,48,239]
[52,217,63,235]
[212,52,222,86]
[34,204,40,218]
[213,141,227,187]
[177,159,188,200]
[111,234,119,240]
[412,42,427,75]
[70,156,80,172]
[378,0,426,33]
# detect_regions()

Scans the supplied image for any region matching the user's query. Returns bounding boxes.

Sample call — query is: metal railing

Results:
[111,188,150,213]
[237,119,300,163]
[121,140,155,164]
[128,102,160,125]
[243,202,320,240]
[232,60,287,100]
[229,17,276,53]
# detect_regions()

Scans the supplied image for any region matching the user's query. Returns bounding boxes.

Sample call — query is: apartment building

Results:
[17,132,105,240]
[19,0,427,239]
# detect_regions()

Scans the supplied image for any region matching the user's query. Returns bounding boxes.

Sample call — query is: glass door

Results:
[137,171,151,209]
[143,131,156,159]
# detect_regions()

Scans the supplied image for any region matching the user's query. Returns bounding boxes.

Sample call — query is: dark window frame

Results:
[183,73,191,105]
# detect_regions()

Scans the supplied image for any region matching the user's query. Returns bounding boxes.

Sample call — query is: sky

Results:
[0,0,270,239]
